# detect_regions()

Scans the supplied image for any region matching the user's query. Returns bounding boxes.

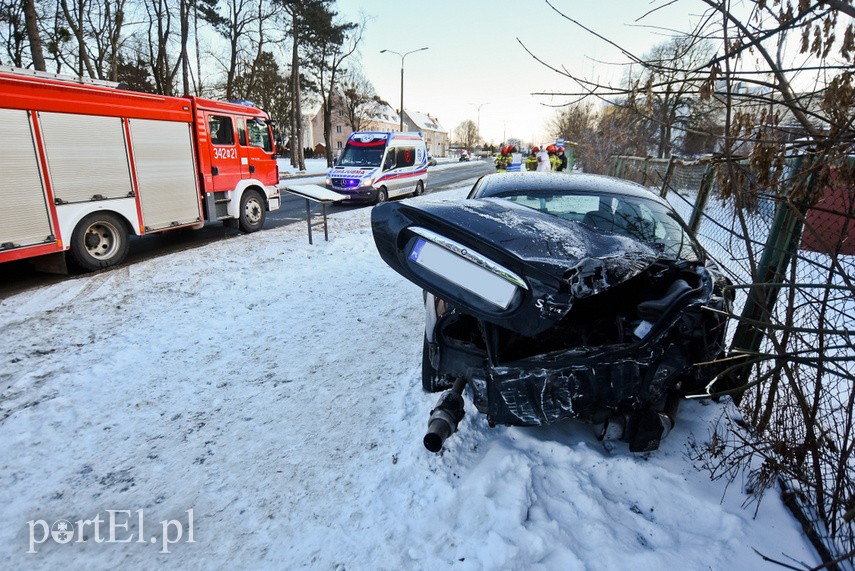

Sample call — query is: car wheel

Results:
[422,337,453,392]
[376,187,388,204]
[239,189,266,232]
[69,212,129,271]
[413,181,425,197]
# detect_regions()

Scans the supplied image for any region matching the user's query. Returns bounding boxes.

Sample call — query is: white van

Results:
[325,131,429,203]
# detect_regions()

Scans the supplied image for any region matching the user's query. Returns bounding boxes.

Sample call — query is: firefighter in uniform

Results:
[526,147,538,171]
[556,146,568,171]
[547,145,559,171]
[495,146,512,172]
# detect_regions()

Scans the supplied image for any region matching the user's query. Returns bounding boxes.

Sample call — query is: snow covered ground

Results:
[0,185,819,569]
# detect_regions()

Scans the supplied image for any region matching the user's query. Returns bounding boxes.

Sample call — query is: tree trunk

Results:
[24,0,46,71]
[323,95,333,166]
[180,0,190,96]
[291,12,305,170]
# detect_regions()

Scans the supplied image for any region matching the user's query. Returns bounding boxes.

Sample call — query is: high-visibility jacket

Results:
[495,153,512,172]
[525,154,537,171]
[549,153,559,171]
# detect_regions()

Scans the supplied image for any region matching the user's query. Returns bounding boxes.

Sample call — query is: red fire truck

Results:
[0,66,280,271]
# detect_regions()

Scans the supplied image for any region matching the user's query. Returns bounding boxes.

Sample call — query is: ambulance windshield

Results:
[338,142,385,167]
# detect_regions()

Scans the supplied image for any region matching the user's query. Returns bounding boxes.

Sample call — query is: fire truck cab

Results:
[0,66,280,271]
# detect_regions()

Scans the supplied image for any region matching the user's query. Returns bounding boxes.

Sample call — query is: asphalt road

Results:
[0,159,495,297]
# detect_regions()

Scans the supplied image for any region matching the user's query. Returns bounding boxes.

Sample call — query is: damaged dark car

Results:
[371,172,732,453]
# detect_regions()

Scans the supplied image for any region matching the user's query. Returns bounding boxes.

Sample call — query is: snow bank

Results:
[0,188,817,569]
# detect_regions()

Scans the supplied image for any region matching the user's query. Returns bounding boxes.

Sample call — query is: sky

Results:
[334,0,706,146]
[0,166,819,568]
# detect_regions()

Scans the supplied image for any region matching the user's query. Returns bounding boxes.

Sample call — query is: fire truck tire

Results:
[239,189,266,233]
[376,187,389,204]
[69,212,129,271]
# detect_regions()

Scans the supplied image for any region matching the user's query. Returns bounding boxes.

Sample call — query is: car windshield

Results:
[337,144,385,167]
[498,191,701,261]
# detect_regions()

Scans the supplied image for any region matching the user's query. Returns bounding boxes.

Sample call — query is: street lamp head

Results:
[380,47,430,132]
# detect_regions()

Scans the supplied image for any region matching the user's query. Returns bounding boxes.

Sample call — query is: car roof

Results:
[471,172,667,204]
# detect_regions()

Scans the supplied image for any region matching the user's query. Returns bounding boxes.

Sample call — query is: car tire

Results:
[239,189,266,233]
[422,337,453,392]
[69,212,129,271]
[413,181,425,197]
[376,187,388,204]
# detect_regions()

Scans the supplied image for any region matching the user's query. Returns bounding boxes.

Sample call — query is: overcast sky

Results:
[334,0,707,146]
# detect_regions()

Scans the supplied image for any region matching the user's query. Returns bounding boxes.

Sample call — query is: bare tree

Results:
[631,36,718,158]
[276,0,336,169]
[340,69,383,132]
[0,0,27,67]
[309,12,361,166]
[453,119,479,149]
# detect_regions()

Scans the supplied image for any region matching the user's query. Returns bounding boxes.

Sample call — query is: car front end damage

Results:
[372,195,731,453]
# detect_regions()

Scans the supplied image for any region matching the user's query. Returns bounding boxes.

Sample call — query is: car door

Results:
[240,117,276,186]
[392,145,417,196]
[206,113,241,193]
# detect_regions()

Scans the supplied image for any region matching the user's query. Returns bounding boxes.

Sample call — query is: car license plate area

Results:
[409,237,517,310]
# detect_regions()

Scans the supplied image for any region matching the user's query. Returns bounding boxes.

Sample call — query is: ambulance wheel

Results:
[376,187,388,204]
[239,189,266,233]
[413,181,425,196]
[69,212,129,271]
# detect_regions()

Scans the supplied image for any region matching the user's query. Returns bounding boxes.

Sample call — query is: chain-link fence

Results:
[606,155,855,568]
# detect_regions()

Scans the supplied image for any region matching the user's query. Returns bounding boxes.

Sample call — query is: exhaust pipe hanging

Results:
[423,376,467,453]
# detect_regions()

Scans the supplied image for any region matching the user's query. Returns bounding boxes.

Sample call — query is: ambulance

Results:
[325,131,428,203]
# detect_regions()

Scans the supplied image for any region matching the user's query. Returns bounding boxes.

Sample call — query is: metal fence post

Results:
[688,161,716,234]
[723,156,814,403]
[660,155,677,198]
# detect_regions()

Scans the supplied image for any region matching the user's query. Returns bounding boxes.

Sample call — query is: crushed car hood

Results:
[372,197,661,336]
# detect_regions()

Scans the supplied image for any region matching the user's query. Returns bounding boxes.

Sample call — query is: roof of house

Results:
[404,109,446,133]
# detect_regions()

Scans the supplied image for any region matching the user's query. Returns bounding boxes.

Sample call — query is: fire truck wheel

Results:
[376,187,389,204]
[239,189,266,233]
[69,212,129,271]
[413,181,425,196]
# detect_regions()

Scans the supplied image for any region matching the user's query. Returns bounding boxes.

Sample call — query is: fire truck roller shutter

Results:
[128,118,202,231]
[38,112,133,204]
[0,108,54,249]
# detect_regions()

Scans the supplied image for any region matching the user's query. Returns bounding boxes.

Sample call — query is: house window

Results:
[337,110,344,117]
[336,125,342,133]
[336,141,343,149]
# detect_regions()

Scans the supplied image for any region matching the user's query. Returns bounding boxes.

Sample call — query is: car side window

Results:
[237,119,247,146]
[208,115,234,145]
[247,119,272,152]
[396,146,415,168]
[383,149,396,170]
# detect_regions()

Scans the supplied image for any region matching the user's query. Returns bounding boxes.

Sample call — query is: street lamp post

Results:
[469,102,490,146]
[380,47,428,132]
